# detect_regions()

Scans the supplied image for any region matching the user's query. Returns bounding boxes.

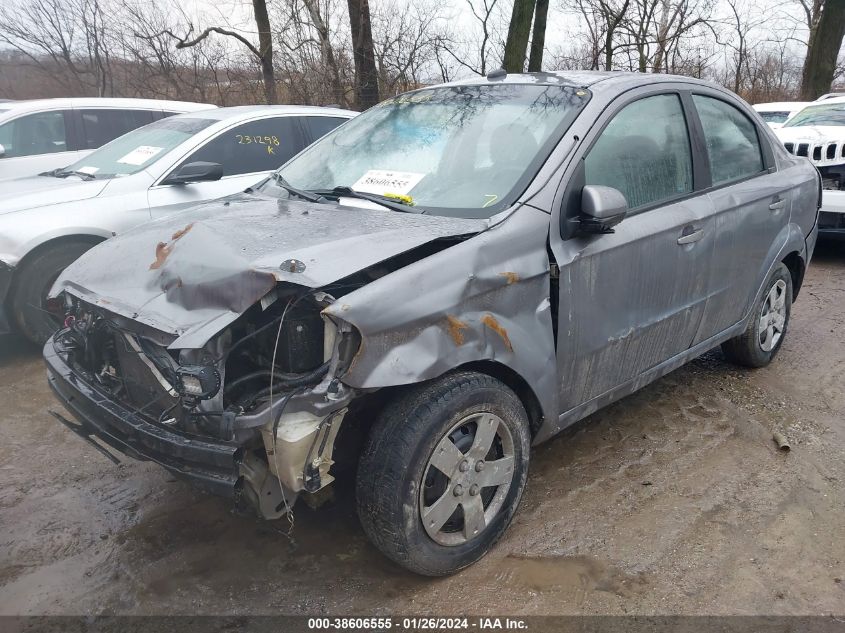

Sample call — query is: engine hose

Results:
[225,361,331,396]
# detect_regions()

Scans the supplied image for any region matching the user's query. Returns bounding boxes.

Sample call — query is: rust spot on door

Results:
[445,315,469,346]
[482,314,513,352]
[149,223,194,270]
[498,272,520,285]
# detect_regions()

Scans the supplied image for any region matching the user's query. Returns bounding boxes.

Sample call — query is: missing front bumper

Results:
[44,338,242,498]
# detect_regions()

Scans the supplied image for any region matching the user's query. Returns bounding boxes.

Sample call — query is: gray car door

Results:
[688,92,791,344]
[549,90,715,415]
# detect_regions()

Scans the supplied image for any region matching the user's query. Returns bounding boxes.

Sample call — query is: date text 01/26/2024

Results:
[307,618,529,630]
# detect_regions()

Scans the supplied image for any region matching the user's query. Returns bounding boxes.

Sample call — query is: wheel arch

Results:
[334,361,545,477]
[7,233,107,313]
[781,250,806,300]
[13,233,107,273]
[455,360,545,438]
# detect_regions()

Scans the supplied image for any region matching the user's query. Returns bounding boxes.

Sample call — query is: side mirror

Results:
[162,161,223,185]
[579,185,628,233]
[0,143,6,158]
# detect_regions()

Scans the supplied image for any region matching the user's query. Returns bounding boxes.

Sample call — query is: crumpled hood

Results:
[775,125,845,145]
[0,175,109,215]
[52,193,488,347]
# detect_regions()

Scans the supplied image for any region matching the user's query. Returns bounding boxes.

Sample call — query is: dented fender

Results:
[324,204,558,431]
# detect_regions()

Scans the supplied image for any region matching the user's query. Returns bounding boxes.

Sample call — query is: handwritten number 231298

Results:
[236,135,280,146]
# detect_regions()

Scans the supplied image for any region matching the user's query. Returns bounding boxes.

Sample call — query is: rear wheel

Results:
[356,371,531,576]
[11,240,96,345]
[722,262,792,368]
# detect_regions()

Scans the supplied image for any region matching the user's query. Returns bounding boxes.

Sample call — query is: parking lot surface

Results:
[1,243,843,616]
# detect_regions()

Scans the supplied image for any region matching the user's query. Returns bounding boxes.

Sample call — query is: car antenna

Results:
[487,68,507,80]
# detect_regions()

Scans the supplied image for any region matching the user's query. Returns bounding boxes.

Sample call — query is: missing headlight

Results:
[176,365,221,399]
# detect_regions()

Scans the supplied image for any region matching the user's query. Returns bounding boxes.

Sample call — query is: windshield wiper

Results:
[52,168,96,181]
[314,186,424,214]
[273,173,328,203]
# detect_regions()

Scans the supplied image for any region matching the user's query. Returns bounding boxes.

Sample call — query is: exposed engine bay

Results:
[52,283,364,519]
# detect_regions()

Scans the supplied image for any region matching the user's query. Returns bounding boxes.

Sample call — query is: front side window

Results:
[784,102,845,128]
[584,94,693,210]
[176,117,303,177]
[61,117,214,179]
[0,111,68,158]
[694,95,764,186]
[273,84,589,218]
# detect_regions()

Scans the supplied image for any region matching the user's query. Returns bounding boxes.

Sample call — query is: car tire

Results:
[721,262,792,368]
[356,371,531,576]
[11,240,96,345]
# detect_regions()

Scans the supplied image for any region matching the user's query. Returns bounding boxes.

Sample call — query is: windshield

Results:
[759,111,789,123]
[270,84,589,217]
[61,117,215,178]
[784,102,845,128]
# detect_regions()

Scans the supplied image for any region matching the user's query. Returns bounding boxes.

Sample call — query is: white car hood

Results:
[0,175,109,216]
[775,125,845,144]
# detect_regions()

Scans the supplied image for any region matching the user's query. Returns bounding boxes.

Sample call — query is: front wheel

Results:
[722,262,793,368]
[11,240,96,345]
[356,371,531,576]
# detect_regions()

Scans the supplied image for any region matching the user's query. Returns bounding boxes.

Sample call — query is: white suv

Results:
[775,96,845,238]
[0,98,214,180]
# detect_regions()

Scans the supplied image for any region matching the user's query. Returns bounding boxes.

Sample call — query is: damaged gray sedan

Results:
[45,71,820,576]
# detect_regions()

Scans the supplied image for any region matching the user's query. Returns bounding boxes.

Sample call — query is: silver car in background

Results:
[0,98,214,180]
[0,105,356,342]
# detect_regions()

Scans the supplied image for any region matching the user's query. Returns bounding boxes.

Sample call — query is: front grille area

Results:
[783,139,845,165]
[818,165,845,191]
[111,331,181,422]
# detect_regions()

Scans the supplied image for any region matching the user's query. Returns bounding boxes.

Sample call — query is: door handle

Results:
[769,197,787,211]
[677,227,704,245]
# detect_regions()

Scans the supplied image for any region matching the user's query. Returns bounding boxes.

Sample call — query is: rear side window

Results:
[178,117,304,177]
[0,111,68,158]
[303,116,348,142]
[693,95,764,186]
[79,109,156,149]
[584,94,693,210]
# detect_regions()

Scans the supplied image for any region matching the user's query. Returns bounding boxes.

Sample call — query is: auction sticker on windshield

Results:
[117,146,164,166]
[352,170,425,195]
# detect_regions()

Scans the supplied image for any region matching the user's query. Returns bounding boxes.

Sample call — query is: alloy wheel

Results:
[419,412,515,546]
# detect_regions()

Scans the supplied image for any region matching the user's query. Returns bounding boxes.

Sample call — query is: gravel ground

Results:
[0,242,843,616]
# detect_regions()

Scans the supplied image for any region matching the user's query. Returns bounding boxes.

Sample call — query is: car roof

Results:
[0,97,215,113]
[805,95,845,106]
[169,104,358,122]
[816,92,845,101]
[753,102,810,111]
[428,70,726,93]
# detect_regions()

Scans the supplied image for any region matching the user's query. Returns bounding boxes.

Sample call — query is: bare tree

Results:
[0,0,113,96]
[800,0,845,98]
[503,0,535,72]
[372,0,446,95]
[347,0,379,109]
[433,0,504,78]
[565,0,632,70]
[155,0,277,103]
[528,0,550,71]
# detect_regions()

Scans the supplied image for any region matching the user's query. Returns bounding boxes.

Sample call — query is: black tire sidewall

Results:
[12,241,94,344]
[751,263,793,365]
[359,374,531,576]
